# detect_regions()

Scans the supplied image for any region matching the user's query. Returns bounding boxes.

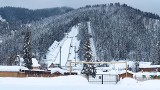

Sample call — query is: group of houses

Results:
[0,58,67,77]
[88,61,160,84]
[1,58,160,84]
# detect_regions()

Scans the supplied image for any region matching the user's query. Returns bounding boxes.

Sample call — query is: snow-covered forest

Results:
[0,3,160,65]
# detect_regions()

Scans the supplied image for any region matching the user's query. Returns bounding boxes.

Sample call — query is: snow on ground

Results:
[46,25,80,67]
[0,76,160,90]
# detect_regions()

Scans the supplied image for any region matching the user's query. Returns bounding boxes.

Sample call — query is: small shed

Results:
[118,71,133,79]
[0,66,28,77]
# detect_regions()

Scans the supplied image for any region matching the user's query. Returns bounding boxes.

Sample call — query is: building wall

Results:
[0,71,63,77]
[0,72,18,77]
[139,68,160,72]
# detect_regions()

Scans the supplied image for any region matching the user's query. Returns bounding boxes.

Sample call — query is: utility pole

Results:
[60,46,62,67]
[74,46,77,67]
[71,45,77,67]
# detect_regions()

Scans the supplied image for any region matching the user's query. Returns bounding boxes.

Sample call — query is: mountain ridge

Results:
[0,3,160,65]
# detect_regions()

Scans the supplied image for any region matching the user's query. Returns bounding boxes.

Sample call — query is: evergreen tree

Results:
[81,37,96,78]
[23,31,32,69]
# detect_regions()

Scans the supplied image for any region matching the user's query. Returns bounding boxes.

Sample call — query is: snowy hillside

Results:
[46,25,80,67]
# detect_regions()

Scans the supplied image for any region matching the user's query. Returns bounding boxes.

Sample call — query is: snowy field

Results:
[0,75,160,90]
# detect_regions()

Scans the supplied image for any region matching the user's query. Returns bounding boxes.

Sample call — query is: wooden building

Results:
[139,65,160,72]
[118,71,133,79]
[0,66,28,77]
[0,66,65,77]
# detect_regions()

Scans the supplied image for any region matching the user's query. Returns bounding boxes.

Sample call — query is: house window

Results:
[99,76,101,79]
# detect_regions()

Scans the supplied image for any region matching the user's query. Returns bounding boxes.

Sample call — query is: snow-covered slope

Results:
[46,25,80,67]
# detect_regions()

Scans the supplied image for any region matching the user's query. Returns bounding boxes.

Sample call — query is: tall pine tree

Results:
[81,37,96,78]
[23,31,32,69]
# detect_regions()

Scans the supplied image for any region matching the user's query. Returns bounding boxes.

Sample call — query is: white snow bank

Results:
[141,80,160,87]
[0,75,88,86]
[117,78,138,86]
[1,76,160,90]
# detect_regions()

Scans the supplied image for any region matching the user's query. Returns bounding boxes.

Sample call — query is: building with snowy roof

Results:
[139,65,160,72]
[0,66,28,77]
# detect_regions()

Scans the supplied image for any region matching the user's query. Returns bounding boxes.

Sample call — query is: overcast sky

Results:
[0,0,160,15]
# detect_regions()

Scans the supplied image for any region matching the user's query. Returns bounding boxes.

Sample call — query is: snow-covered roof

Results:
[32,58,40,67]
[20,58,40,67]
[48,68,67,74]
[0,66,28,72]
[139,62,152,68]
[139,65,160,68]
[118,70,134,75]
[96,70,118,75]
